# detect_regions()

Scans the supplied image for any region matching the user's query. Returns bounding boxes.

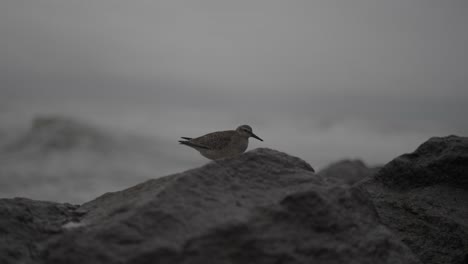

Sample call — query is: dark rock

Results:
[362,135,468,264]
[0,198,79,264]
[318,159,376,185]
[35,148,418,264]
[374,135,468,190]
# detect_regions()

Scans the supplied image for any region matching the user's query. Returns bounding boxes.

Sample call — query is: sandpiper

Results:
[179,125,263,160]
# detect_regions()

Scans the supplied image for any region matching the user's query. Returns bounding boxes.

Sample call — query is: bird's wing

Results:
[191,130,235,150]
[178,140,210,150]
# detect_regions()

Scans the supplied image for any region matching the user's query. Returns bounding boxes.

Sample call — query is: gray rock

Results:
[374,135,468,190]
[0,198,79,264]
[37,148,418,264]
[318,159,376,185]
[362,136,468,264]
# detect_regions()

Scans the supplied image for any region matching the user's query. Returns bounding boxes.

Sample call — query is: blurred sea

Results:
[0,116,198,203]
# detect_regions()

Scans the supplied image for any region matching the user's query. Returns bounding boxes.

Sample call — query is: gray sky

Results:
[1,0,468,168]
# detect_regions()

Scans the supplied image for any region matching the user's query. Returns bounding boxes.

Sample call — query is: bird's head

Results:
[236,125,263,141]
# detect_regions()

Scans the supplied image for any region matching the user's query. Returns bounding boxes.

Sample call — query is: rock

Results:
[34,148,419,264]
[0,198,79,264]
[362,136,468,264]
[318,159,376,185]
[374,135,468,190]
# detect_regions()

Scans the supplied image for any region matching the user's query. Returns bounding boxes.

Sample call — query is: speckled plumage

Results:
[179,125,263,160]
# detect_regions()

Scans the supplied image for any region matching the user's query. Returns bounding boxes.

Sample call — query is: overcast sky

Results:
[1,0,467,169]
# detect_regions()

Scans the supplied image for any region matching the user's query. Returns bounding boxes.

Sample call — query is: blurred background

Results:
[1,0,467,203]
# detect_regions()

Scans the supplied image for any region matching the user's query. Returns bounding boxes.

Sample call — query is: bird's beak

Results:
[250,132,263,141]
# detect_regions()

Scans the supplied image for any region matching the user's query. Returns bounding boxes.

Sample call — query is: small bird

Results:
[179,125,263,160]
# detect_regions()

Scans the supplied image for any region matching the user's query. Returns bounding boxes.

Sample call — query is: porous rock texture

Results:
[363,136,468,264]
[0,198,79,264]
[0,148,419,264]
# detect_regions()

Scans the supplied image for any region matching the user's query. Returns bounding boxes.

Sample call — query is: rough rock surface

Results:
[318,159,376,185]
[374,135,468,190]
[26,148,418,264]
[0,198,79,264]
[363,136,468,264]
